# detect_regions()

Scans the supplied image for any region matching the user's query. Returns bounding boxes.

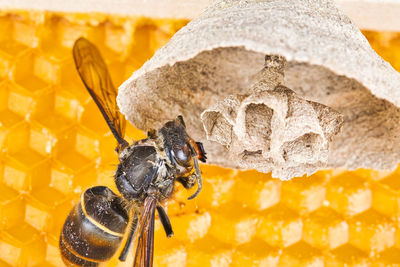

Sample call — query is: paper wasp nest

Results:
[118,0,400,179]
[201,55,344,178]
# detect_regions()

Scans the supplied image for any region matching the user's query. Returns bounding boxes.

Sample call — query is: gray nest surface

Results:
[118,0,400,179]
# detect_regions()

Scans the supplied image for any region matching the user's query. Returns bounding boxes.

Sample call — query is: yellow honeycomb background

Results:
[0,11,400,267]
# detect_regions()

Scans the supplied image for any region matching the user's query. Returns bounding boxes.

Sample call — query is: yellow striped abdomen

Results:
[59,186,129,266]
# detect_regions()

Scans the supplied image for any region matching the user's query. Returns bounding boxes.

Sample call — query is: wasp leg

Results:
[147,128,157,139]
[176,175,196,189]
[118,213,139,262]
[187,155,202,200]
[156,206,174,238]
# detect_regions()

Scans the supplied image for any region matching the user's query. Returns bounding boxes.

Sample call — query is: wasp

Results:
[59,37,207,267]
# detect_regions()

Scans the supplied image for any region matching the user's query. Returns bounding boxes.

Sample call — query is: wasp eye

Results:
[173,145,192,167]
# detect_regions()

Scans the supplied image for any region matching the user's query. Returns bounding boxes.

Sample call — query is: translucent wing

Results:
[73,37,128,150]
[134,196,157,267]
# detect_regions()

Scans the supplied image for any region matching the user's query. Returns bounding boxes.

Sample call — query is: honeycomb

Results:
[0,11,399,267]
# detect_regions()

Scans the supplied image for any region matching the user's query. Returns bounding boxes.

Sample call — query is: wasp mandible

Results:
[59,37,207,267]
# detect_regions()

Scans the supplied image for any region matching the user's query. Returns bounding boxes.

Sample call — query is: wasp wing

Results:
[133,196,157,267]
[73,37,128,149]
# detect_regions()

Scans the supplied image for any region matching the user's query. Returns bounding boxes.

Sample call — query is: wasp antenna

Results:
[187,155,202,200]
[176,115,186,128]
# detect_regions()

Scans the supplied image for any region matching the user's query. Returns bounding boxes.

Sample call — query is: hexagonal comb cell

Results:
[233,170,281,211]
[279,241,324,266]
[232,239,280,267]
[373,169,400,217]
[0,15,32,57]
[7,82,54,121]
[303,207,348,250]
[325,244,369,266]
[0,109,28,155]
[40,15,90,60]
[0,186,23,230]
[257,204,303,248]
[209,206,258,246]
[4,149,50,192]
[0,11,400,267]
[326,172,372,217]
[13,51,51,92]
[281,172,326,214]
[349,209,395,254]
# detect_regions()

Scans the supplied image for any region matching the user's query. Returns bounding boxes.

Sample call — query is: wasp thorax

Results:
[115,145,162,202]
[60,186,129,266]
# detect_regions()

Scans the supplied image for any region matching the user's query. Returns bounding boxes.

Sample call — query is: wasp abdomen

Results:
[60,186,129,266]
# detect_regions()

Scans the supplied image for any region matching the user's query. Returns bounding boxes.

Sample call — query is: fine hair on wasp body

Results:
[59,37,207,267]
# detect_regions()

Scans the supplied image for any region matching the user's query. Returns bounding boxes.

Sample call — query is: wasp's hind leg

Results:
[118,213,139,262]
[156,205,173,238]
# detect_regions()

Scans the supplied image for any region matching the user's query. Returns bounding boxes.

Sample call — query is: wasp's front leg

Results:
[176,174,196,189]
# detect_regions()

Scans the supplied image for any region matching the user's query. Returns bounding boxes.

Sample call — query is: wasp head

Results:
[158,116,206,200]
[159,116,206,170]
